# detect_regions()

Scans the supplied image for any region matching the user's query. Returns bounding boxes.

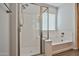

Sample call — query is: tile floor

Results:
[54,49,79,56]
[37,49,79,56]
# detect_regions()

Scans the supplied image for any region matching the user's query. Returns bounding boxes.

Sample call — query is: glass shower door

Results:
[19,4,41,56]
[18,3,49,56]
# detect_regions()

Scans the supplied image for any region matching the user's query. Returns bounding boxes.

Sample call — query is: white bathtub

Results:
[52,40,72,45]
[45,39,73,56]
[42,31,73,55]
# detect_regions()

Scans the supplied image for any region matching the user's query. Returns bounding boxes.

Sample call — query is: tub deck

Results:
[45,40,73,56]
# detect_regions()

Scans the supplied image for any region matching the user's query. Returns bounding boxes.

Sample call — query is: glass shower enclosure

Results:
[18,3,48,56]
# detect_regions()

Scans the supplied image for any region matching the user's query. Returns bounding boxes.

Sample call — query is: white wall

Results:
[57,3,76,49]
[0,4,9,55]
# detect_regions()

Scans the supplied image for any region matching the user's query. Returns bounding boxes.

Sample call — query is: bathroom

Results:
[0,3,77,56]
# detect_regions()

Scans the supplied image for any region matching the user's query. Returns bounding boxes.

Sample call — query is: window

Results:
[42,13,56,30]
[49,13,56,30]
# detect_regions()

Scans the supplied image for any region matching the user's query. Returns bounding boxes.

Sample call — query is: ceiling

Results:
[22,3,64,14]
[48,3,64,7]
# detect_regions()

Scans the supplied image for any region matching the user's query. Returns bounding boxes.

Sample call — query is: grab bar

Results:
[4,3,12,13]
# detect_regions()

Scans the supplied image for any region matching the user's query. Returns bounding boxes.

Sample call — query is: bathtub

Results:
[45,39,73,56]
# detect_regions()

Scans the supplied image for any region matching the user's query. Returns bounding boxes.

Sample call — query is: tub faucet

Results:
[61,32,64,37]
[61,39,63,42]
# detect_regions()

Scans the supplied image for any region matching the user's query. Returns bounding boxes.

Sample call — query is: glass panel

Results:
[42,8,48,39]
[49,13,56,30]
[42,11,48,30]
[42,7,48,53]
[20,4,40,56]
[49,7,57,41]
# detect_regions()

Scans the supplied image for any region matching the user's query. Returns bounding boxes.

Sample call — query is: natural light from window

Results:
[42,12,56,30]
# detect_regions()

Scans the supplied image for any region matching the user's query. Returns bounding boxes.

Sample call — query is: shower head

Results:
[22,4,29,9]
[25,4,29,7]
